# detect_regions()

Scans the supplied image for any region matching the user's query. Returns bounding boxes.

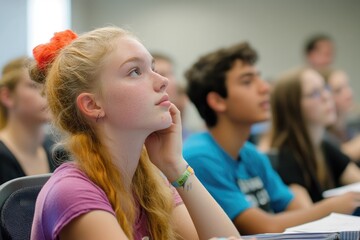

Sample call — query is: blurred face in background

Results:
[307,40,334,70]
[301,69,336,127]
[328,70,354,115]
[9,69,50,126]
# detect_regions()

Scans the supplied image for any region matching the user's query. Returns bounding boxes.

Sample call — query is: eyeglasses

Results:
[303,85,331,99]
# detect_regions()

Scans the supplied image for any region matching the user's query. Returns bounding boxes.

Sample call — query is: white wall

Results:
[0,0,28,72]
[71,0,360,90]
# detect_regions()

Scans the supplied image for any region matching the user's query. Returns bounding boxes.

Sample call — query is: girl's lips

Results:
[156,95,171,106]
[158,100,171,107]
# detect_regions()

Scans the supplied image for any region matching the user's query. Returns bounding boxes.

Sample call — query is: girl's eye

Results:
[129,68,141,77]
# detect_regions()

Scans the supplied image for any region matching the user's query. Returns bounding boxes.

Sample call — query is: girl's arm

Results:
[60,211,128,240]
[171,172,240,240]
[145,104,240,239]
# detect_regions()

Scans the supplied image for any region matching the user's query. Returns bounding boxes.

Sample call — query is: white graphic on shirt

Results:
[237,177,272,212]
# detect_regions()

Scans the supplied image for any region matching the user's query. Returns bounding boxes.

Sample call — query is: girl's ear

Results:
[206,91,227,113]
[0,87,14,109]
[76,93,104,121]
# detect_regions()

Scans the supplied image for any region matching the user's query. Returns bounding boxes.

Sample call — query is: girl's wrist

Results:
[171,165,194,188]
[162,159,188,183]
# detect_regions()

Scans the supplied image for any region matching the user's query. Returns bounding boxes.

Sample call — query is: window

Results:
[27,0,71,55]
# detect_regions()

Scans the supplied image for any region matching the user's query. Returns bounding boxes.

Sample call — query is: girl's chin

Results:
[145,113,173,132]
[158,114,173,129]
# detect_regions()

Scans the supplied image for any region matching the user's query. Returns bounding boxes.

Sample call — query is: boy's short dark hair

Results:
[185,42,257,127]
[304,34,332,55]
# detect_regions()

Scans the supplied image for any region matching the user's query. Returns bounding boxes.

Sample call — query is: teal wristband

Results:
[171,165,194,188]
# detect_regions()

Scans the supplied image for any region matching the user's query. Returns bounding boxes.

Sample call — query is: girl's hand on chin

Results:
[145,103,187,181]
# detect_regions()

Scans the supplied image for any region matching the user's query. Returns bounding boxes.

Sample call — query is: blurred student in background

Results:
[0,57,56,185]
[269,67,360,203]
[256,33,336,150]
[321,69,360,164]
[183,42,360,235]
[304,34,334,72]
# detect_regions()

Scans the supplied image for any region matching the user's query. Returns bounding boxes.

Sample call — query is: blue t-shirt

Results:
[183,132,294,220]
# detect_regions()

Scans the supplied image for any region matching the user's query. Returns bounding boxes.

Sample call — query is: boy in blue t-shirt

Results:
[183,42,356,234]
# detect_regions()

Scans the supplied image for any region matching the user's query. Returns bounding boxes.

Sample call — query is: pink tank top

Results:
[31,162,182,240]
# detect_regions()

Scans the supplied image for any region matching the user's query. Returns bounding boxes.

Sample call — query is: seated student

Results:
[269,67,360,203]
[183,42,360,235]
[30,27,241,240]
[0,57,56,185]
[321,69,360,163]
[304,34,334,72]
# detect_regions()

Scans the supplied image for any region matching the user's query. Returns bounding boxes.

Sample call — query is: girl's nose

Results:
[155,72,169,92]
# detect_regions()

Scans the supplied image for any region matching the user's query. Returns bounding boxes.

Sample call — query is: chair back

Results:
[0,174,51,240]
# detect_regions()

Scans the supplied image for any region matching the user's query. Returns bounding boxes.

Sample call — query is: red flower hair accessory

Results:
[33,30,78,70]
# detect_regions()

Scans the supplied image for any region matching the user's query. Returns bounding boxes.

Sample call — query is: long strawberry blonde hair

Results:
[29,27,176,240]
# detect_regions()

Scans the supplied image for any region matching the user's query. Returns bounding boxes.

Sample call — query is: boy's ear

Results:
[76,93,104,121]
[0,87,14,109]
[207,91,227,113]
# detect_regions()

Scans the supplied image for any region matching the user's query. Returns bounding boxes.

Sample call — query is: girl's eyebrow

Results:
[119,57,142,68]
[119,57,154,68]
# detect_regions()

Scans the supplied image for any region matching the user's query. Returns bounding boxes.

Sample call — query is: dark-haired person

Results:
[183,42,360,235]
[269,67,360,203]
[304,34,334,72]
[0,57,56,185]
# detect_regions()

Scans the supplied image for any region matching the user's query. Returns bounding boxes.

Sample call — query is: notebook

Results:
[322,182,360,198]
[242,232,339,239]
[243,213,360,240]
[285,213,360,240]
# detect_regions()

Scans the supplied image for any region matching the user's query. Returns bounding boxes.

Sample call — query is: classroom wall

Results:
[1,0,359,88]
[71,0,360,93]
[1,0,359,130]
[0,0,28,72]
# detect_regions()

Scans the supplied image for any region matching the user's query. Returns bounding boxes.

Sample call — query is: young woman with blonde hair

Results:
[0,57,55,185]
[30,27,240,240]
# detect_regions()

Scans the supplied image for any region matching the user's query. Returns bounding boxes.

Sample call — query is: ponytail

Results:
[68,132,135,239]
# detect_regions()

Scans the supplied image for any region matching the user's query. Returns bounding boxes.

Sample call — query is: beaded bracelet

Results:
[171,165,195,188]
